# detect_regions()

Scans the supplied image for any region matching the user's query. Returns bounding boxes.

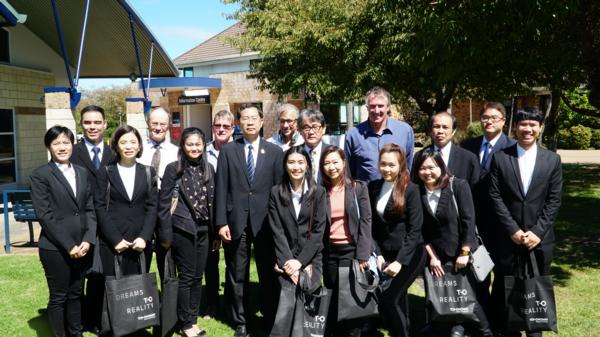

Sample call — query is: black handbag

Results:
[157,249,178,337]
[337,259,380,320]
[104,251,161,337]
[424,264,480,324]
[292,286,332,337]
[504,251,558,333]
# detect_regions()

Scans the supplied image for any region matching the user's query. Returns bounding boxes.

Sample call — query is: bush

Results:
[557,124,592,149]
[591,129,600,149]
[465,122,484,139]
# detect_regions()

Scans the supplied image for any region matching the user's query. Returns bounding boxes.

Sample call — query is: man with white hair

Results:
[267,103,304,151]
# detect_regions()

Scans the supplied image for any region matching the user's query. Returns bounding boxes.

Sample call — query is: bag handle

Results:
[113,251,147,279]
[351,259,379,292]
[164,248,176,278]
[526,251,541,278]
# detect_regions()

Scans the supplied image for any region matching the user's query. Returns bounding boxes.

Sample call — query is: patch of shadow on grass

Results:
[27,308,52,337]
[550,264,572,287]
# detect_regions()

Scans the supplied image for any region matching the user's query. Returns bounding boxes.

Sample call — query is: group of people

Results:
[30,86,562,337]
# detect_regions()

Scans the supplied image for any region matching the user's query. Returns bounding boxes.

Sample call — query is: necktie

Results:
[92,146,101,170]
[151,144,161,173]
[480,142,492,171]
[247,144,255,184]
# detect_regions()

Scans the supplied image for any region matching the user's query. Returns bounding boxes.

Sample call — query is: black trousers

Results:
[223,225,278,327]
[490,247,553,337]
[323,243,363,337]
[172,228,209,329]
[203,237,220,311]
[40,248,86,337]
[379,246,426,337]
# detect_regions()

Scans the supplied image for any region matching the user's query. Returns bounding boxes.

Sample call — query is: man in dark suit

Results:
[412,111,479,188]
[461,102,516,321]
[489,108,563,337]
[214,106,284,337]
[69,105,115,334]
[299,109,328,184]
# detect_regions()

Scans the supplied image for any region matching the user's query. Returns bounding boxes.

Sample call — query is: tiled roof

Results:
[174,22,256,66]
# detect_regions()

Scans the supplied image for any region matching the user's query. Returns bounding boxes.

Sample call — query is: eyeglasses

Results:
[240,116,260,122]
[301,125,323,133]
[480,115,504,123]
[213,124,232,130]
[280,119,296,125]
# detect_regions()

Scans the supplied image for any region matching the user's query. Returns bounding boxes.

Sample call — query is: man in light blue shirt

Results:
[345,86,414,182]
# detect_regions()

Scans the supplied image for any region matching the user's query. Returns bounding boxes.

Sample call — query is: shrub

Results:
[558,124,592,149]
[591,129,600,149]
[465,122,484,139]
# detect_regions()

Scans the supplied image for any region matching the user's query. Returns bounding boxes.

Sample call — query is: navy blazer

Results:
[30,162,96,252]
[368,180,423,265]
[489,144,562,248]
[157,161,215,244]
[462,133,516,178]
[268,185,327,268]
[412,143,479,189]
[94,163,158,248]
[324,180,372,261]
[214,138,283,240]
[420,177,477,260]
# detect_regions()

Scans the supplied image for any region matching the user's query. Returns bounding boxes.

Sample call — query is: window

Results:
[182,67,193,77]
[0,28,9,63]
[0,109,16,184]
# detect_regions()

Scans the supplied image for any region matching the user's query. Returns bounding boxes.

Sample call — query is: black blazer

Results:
[30,162,96,252]
[412,144,480,189]
[368,180,423,265]
[268,185,327,268]
[214,138,283,240]
[70,140,116,182]
[489,144,562,249]
[324,180,372,261]
[420,177,477,260]
[157,161,215,244]
[94,163,158,248]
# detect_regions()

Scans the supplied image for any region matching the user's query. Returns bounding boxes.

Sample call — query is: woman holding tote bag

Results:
[367,144,425,337]
[415,149,493,337]
[158,127,214,337]
[31,125,96,337]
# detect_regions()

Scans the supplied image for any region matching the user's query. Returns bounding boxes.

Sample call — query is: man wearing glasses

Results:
[462,102,516,328]
[207,110,235,170]
[299,109,328,184]
[345,86,415,182]
[268,103,304,151]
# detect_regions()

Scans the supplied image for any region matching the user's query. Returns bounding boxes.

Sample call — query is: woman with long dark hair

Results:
[268,146,327,336]
[31,125,96,337]
[367,144,425,337]
[415,149,492,337]
[158,127,214,337]
[319,145,372,337]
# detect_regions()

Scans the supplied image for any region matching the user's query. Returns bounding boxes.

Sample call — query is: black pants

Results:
[172,228,209,329]
[40,248,86,337]
[223,226,278,327]
[203,237,220,311]
[379,246,426,337]
[491,247,553,337]
[323,243,363,337]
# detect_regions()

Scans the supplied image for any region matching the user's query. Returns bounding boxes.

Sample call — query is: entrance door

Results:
[185,104,213,141]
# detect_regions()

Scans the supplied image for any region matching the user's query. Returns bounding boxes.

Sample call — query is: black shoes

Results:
[234,325,248,337]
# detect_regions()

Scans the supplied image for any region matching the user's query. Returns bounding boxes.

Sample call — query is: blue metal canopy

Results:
[0,0,26,26]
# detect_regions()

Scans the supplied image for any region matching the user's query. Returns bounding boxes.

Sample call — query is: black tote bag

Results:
[104,252,161,337]
[424,264,480,324]
[337,259,380,320]
[292,286,332,337]
[157,249,178,337]
[504,251,558,333]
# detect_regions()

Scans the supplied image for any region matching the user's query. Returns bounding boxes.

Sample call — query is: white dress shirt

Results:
[517,144,537,194]
[117,163,137,200]
[290,180,309,219]
[479,133,502,163]
[426,188,442,214]
[206,142,220,171]
[243,137,261,167]
[376,181,394,218]
[83,138,104,162]
[434,142,452,167]
[137,138,178,188]
[55,162,77,197]
[304,141,323,183]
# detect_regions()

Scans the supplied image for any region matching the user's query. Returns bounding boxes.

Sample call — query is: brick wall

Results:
[452,98,486,130]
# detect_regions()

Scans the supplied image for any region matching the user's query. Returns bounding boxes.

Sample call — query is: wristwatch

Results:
[460,249,470,257]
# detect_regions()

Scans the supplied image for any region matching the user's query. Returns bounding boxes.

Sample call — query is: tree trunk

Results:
[542,90,562,152]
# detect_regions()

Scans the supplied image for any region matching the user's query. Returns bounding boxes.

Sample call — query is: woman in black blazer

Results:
[94,125,157,278]
[319,145,372,337]
[158,127,214,337]
[268,146,327,334]
[367,144,425,337]
[30,126,96,337]
[415,149,492,337]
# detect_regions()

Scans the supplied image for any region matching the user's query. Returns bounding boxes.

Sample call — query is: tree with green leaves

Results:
[76,85,129,139]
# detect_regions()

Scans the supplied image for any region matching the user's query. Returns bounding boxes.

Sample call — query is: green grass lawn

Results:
[1,163,598,337]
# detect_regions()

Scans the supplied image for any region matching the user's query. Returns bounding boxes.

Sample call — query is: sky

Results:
[77,0,239,90]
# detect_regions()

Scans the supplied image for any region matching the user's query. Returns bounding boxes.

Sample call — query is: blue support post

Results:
[50,0,74,89]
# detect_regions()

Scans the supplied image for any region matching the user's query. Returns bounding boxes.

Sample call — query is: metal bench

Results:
[11,195,39,247]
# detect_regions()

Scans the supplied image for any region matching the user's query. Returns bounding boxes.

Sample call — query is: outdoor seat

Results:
[10,193,39,247]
